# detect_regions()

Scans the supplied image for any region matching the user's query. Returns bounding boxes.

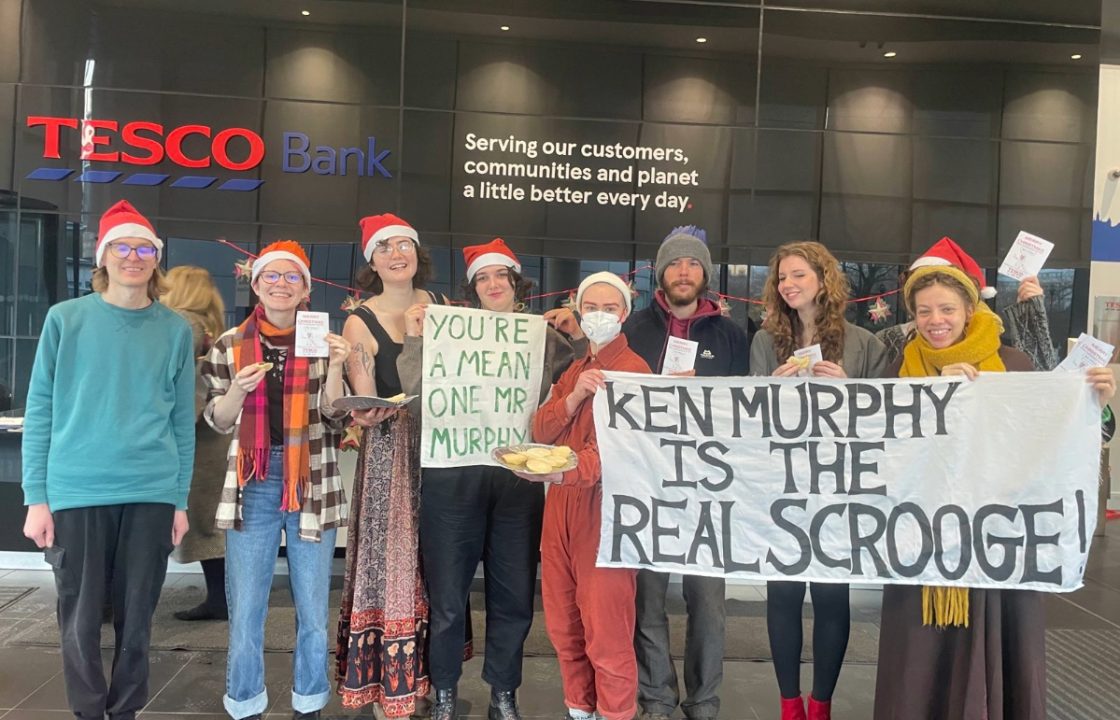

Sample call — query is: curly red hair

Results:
[761,241,850,363]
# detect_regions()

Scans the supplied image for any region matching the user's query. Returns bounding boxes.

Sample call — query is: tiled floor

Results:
[2,525,1119,719]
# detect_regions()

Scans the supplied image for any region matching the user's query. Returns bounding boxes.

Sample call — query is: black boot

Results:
[432,687,457,720]
[174,601,229,621]
[293,710,320,720]
[488,689,522,720]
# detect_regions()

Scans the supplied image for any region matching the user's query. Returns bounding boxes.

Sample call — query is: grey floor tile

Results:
[141,651,228,714]
[140,714,230,719]
[0,710,78,719]
[16,648,193,711]
[0,647,63,708]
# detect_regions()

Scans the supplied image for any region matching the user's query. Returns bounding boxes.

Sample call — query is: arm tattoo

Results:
[352,341,374,379]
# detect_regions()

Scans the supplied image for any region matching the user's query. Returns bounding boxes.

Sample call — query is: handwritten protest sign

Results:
[421,305,546,467]
[593,372,1100,591]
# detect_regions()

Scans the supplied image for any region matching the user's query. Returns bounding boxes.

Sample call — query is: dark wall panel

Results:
[266,27,401,105]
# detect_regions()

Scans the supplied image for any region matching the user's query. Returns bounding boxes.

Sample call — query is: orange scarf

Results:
[232,305,311,512]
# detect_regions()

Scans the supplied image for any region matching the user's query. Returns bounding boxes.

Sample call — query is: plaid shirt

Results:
[201,327,348,542]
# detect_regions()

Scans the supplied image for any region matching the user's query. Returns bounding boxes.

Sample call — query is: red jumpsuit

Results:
[532,334,652,720]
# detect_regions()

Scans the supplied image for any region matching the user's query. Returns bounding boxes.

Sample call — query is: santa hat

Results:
[576,271,632,314]
[252,240,311,287]
[96,200,163,266]
[359,213,419,262]
[464,238,521,282]
[909,237,996,299]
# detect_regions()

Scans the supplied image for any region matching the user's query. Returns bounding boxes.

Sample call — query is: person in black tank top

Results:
[335,214,440,718]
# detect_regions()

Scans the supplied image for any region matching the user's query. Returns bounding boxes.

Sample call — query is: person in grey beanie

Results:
[629,226,750,720]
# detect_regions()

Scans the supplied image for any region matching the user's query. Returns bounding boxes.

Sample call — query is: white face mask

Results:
[580,310,623,345]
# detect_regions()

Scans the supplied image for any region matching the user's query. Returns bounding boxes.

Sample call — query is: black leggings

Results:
[766,581,850,701]
[201,557,226,609]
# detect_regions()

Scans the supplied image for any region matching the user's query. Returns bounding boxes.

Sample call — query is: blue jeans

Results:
[223,447,337,719]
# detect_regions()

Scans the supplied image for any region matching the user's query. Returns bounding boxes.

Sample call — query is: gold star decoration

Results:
[719,297,732,317]
[233,258,254,283]
[561,292,577,313]
[340,294,363,313]
[340,422,362,452]
[868,296,892,323]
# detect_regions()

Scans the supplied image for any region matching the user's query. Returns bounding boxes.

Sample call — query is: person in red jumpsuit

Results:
[518,271,652,720]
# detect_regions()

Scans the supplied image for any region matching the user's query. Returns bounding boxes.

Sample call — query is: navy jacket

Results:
[622,294,752,376]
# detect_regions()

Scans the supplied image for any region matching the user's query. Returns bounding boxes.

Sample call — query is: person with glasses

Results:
[22,200,196,720]
[201,240,352,720]
[335,213,444,718]
[394,238,583,720]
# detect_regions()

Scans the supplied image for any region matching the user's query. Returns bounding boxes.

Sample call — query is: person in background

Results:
[335,214,441,718]
[396,238,581,720]
[203,240,351,720]
[872,246,1116,720]
[521,272,652,720]
[22,199,195,720]
[749,241,887,720]
[876,237,1059,370]
[164,265,231,622]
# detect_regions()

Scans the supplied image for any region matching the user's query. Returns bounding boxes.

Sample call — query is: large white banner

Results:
[594,371,1101,591]
[421,305,546,468]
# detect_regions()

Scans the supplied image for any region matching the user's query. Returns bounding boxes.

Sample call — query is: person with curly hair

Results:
[395,238,581,720]
[748,241,887,720]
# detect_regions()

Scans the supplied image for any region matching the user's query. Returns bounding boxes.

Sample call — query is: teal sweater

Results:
[21,293,196,511]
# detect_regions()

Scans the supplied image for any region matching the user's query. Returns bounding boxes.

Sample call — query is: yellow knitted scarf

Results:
[898,304,1005,627]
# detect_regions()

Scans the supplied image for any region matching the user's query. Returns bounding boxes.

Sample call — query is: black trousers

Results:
[420,465,544,692]
[51,503,174,720]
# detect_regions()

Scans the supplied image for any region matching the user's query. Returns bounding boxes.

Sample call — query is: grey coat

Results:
[171,310,228,564]
[749,321,888,379]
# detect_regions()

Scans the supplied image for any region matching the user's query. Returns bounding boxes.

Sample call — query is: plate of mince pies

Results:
[492,444,577,475]
[332,393,417,412]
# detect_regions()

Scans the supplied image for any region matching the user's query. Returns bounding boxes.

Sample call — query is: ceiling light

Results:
[1071,53,1083,60]
[301,9,310,16]
[696,37,708,44]
[500,25,510,31]
[883,51,897,58]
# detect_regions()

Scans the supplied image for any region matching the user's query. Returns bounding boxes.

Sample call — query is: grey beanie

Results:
[655,225,712,282]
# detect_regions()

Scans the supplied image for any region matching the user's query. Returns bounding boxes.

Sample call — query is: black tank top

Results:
[353,291,441,397]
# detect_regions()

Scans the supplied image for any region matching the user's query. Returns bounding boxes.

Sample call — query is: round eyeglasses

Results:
[258,271,305,285]
[372,239,416,256]
[107,243,158,260]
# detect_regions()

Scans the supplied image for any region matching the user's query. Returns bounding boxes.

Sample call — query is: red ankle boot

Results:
[807,697,831,720]
[780,696,806,720]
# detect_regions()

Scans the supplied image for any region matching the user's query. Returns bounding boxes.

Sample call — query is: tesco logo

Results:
[23,116,393,191]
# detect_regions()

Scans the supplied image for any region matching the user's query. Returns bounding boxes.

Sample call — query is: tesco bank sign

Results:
[24,116,393,191]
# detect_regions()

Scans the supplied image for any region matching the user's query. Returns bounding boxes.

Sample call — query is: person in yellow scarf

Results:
[873,248,1116,720]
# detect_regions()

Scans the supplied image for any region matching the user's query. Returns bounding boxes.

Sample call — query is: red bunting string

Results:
[214,239,905,312]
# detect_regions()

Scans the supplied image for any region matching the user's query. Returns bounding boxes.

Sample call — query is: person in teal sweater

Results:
[21,199,196,720]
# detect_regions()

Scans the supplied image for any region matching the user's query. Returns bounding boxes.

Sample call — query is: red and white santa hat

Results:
[909,236,996,299]
[251,240,312,287]
[463,238,521,282]
[96,200,163,266]
[359,213,419,262]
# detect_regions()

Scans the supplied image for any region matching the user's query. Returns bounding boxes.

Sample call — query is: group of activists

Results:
[19,197,1117,720]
